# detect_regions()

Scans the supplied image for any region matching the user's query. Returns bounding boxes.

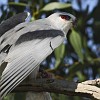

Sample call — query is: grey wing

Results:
[0,18,53,65]
[0,30,64,99]
[0,19,64,66]
[0,12,30,77]
[0,36,60,98]
[0,20,44,66]
[0,17,65,99]
[0,22,29,78]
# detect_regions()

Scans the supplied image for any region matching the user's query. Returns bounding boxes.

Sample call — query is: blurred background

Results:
[0,0,100,100]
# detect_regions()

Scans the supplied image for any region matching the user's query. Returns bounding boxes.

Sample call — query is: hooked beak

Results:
[72,19,77,27]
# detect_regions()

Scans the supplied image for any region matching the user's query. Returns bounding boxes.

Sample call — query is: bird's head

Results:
[48,12,76,36]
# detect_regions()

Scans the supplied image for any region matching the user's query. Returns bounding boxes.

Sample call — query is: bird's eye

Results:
[60,15,71,20]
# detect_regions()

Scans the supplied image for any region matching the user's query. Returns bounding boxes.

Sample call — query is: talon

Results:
[37,68,53,78]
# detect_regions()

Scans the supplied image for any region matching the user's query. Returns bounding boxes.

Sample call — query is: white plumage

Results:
[0,12,76,100]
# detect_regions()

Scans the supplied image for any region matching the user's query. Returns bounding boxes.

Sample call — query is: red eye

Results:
[60,15,71,20]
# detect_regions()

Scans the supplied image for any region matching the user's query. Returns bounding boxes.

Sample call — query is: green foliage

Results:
[41,2,71,11]
[8,2,28,7]
[54,44,65,68]
[69,29,84,62]
[0,0,100,100]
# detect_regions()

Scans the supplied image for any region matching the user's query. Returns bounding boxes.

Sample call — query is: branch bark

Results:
[12,78,100,100]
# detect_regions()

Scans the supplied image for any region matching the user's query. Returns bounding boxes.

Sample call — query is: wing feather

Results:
[0,37,55,99]
[1,56,37,97]
[0,17,65,99]
[0,21,54,79]
[1,55,34,84]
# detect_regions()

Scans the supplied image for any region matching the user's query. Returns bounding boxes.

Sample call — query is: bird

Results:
[0,12,76,100]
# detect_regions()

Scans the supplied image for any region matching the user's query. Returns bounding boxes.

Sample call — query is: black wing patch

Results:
[0,12,28,37]
[15,29,64,45]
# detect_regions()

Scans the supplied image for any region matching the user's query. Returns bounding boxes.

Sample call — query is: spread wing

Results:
[0,19,64,99]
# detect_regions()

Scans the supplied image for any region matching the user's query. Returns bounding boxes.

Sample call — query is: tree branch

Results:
[12,78,100,100]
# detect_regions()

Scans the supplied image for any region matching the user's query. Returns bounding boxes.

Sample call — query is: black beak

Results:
[72,19,77,27]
